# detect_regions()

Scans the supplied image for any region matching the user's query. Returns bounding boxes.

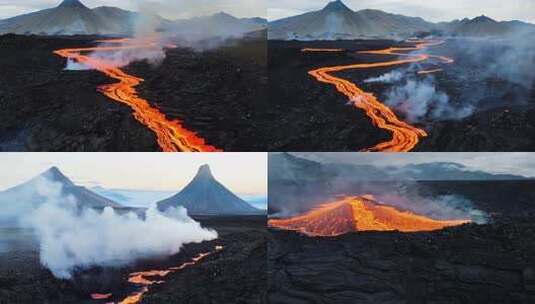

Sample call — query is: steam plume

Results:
[20,177,217,279]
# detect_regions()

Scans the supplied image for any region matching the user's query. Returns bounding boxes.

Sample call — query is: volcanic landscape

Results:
[268,153,535,303]
[0,162,267,304]
[268,1,535,152]
[0,31,267,152]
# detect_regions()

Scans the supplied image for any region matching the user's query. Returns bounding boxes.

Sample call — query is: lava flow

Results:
[92,245,223,304]
[268,196,470,237]
[303,40,454,152]
[54,39,220,152]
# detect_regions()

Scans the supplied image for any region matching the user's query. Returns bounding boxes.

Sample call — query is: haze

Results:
[293,152,535,178]
[268,0,535,23]
[0,0,267,19]
[0,153,267,195]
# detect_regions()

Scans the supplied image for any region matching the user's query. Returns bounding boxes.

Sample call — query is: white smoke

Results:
[385,77,474,122]
[372,192,488,224]
[20,177,217,279]
[65,58,90,71]
[364,70,404,83]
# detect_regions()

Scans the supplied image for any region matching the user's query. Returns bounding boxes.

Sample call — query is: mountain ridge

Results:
[268,0,535,40]
[0,0,267,36]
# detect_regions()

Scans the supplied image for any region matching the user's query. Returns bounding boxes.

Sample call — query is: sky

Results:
[268,0,535,23]
[294,152,535,178]
[0,0,267,19]
[0,153,267,196]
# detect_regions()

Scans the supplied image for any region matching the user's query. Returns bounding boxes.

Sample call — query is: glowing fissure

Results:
[92,246,223,304]
[268,196,470,237]
[303,40,454,152]
[54,39,220,152]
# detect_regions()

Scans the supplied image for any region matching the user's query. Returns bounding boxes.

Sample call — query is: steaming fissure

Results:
[269,196,470,237]
[54,38,220,152]
[304,40,454,152]
[91,245,223,304]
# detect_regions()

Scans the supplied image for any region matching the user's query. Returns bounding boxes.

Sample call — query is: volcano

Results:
[268,0,535,40]
[157,165,262,215]
[0,166,121,211]
[268,0,432,40]
[0,0,136,35]
[269,196,470,236]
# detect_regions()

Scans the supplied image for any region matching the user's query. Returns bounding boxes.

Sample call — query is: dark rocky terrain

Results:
[269,214,535,304]
[268,39,535,151]
[133,31,268,151]
[143,216,267,304]
[0,32,266,151]
[268,153,535,303]
[0,216,267,304]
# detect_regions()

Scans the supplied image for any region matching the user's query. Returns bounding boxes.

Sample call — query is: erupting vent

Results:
[269,196,470,236]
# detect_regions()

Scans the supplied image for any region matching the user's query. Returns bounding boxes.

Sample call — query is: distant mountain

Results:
[91,186,175,208]
[0,167,124,226]
[443,15,535,37]
[0,167,121,208]
[166,12,267,40]
[269,0,432,40]
[269,0,535,40]
[0,0,266,37]
[0,0,136,35]
[157,164,263,215]
[271,153,528,182]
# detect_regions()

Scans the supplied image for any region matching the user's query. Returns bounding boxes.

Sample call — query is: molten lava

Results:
[90,293,112,300]
[304,40,454,152]
[301,48,344,52]
[54,39,220,152]
[92,246,223,304]
[269,196,470,237]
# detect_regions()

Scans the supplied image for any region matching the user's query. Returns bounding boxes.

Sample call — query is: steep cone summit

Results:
[42,166,75,186]
[157,165,262,215]
[58,0,87,8]
[323,0,353,13]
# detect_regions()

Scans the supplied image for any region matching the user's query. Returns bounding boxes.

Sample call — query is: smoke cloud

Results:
[65,58,91,71]
[268,153,489,224]
[63,0,265,70]
[18,177,217,279]
[364,70,404,83]
[385,77,474,122]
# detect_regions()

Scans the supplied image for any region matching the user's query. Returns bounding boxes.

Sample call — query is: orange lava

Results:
[269,196,470,237]
[91,293,113,300]
[302,48,344,52]
[305,40,454,152]
[115,246,223,304]
[418,68,444,75]
[54,39,220,152]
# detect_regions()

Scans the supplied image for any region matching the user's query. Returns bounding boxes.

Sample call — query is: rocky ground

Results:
[0,34,157,151]
[268,39,535,151]
[133,31,268,151]
[0,216,267,304]
[268,215,535,304]
[0,33,266,151]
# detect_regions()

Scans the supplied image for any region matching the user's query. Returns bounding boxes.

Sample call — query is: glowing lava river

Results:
[90,245,223,303]
[303,39,454,152]
[268,196,470,237]
[54,38,220,152]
